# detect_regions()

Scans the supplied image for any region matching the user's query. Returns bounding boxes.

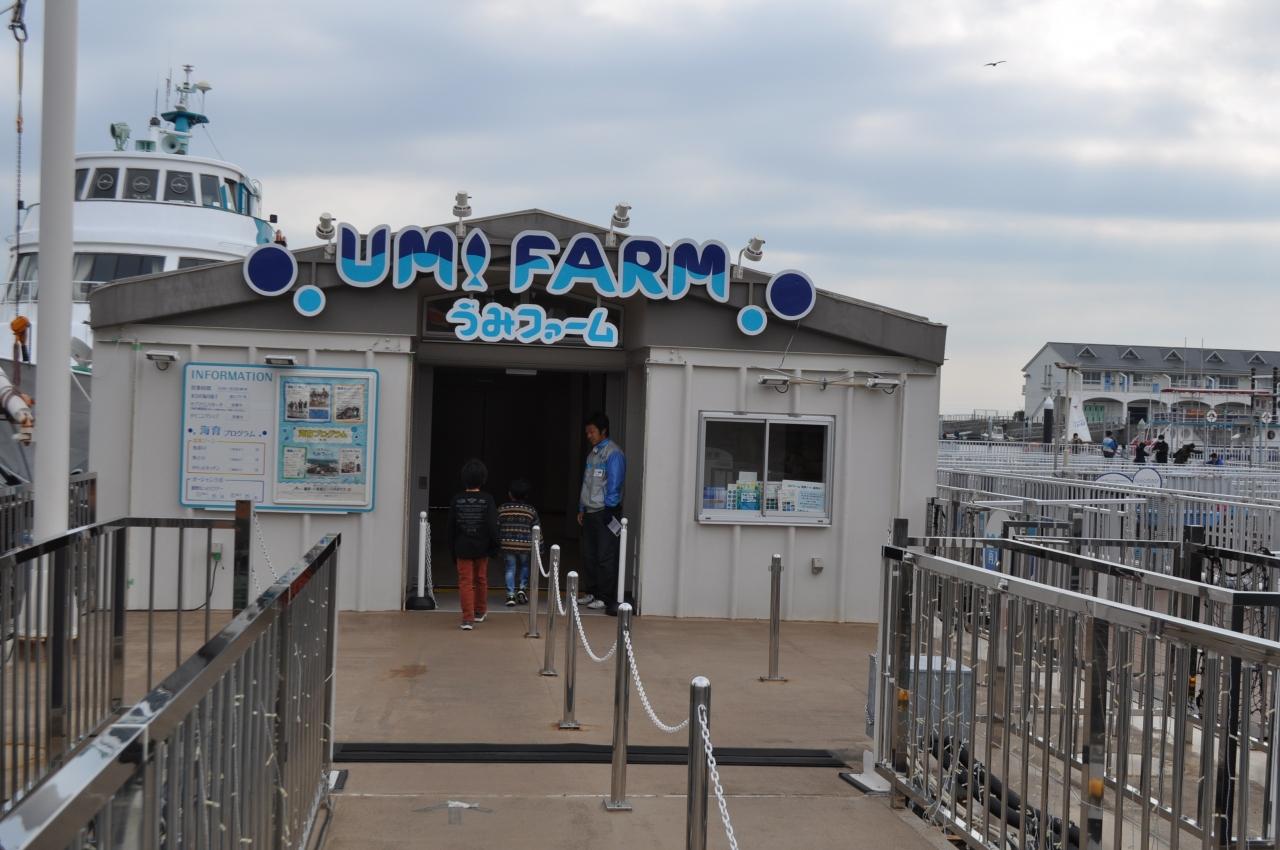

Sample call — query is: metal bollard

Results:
[605,603,633,811]
[407,510,436,610]
[525,525,542,638]
[559,571,581,729]
[618,517,629,607]
[540,545,560,676]
[686,676,711,850]
[760,553,786,681]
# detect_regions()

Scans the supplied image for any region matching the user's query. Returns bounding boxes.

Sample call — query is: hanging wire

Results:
[9,1,27,308]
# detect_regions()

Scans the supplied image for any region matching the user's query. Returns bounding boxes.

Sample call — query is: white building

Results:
[89,209,945,621]
[1022,342,1280,438]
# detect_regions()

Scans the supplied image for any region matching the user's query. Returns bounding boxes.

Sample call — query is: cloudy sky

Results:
[2,0,1278,412]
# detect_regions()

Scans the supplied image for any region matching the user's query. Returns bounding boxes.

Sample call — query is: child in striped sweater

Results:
[498,479,541,606]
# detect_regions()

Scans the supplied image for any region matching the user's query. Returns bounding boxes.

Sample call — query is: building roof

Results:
[90,208,947,365]
[1027,342,1280,375]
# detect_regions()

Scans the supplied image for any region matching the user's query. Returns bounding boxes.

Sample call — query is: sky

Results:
[1,0,1278,413]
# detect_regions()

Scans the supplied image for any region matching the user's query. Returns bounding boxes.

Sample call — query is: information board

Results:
[181,363,379,512]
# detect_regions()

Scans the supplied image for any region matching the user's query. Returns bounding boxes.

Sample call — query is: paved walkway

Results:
[324,608,948,849]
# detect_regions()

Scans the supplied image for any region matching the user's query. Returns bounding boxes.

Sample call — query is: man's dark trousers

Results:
[581,507,620,607]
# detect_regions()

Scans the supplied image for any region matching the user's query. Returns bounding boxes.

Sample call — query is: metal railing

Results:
[876,538,1280,849]
[0,474,96,555]
[0,532,339,850]
[0,507,250,814]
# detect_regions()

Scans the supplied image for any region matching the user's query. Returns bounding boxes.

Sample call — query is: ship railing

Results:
[0,529,339,850]
[0,474,97,555]
[0,504,264,816]
[2,281,107,305]
[874,532,1280,850]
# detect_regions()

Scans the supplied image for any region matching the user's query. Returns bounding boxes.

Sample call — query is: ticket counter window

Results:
[697,412,833,524]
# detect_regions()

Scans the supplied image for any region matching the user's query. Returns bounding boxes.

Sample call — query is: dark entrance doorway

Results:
[425,367,615,594]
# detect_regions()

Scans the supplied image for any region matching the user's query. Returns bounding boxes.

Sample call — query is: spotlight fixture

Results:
[316,212,336,258]
[453,191,472,238]
[758,375,790,388]
[733,236,765,280]
[263,354,297,366]
[145,350,179,371]
[604,201,631,248]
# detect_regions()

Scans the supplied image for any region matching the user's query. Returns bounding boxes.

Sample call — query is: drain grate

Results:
[335,742,845,768]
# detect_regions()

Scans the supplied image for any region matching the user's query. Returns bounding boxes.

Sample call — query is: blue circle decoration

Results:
[293,285,326,317]
[765,270,817,321]
[243,244,297,297]
[736,304,767,336]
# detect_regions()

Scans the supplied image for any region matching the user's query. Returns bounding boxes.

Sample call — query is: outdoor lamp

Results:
[453,191,472,238]
[734,236,765,280]
[605,202,631,248]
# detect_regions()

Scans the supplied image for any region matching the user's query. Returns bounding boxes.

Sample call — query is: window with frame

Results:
[1081,370,1101,385]
[698,412,833,524]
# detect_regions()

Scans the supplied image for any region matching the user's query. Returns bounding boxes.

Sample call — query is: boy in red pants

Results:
[447,458,499,630]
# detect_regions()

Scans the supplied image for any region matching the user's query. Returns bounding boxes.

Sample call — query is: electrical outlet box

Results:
[211,542,223,562]
[811,556,824,575]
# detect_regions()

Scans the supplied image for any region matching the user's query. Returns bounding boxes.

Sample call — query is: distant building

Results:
[1022,343,1279,432]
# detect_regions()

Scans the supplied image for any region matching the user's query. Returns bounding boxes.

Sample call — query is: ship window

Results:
[200,174,223,207]
[124,168,159,200]
[83,253,165,282]
[225,178,243,213]
[74,168,88,199]
[164,170,196,203]
[89,168,119,199]
[178,257,218,270]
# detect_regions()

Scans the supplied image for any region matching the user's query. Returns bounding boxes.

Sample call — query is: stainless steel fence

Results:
[0,474,96,554]
[0,508,250,814]
[0,532,339,850]
[876,538,1280,849]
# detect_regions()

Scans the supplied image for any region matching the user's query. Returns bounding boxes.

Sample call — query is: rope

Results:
[698,703,740,850]
[9,0,25,302]
[569,593,616,663]
[623,629,688,733]
[550,552,566,617]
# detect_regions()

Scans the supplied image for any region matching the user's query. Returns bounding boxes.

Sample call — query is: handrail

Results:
[0,532,340,850]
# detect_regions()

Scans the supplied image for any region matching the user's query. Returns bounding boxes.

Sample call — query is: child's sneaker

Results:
[516,589,529,605]
[505,594,517,607]
[474,613,487,623]
[577,593,595,605]
[587,599,606,610]
[460,622,473,631]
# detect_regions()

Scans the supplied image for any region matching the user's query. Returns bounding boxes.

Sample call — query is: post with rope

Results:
[540,545,562,676]
[524,525,542,637]
[605,602,633,811]
[686,676,711,850]
[559,571,581,729]
[408,510,435,610]
[232,499,251,612]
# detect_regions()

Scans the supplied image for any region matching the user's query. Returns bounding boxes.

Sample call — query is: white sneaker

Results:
[577,593,595,605]
[587,599,606,610]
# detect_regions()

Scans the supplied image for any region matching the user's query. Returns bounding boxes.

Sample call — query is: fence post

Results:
[109,528,127,711]
[525,525,542,638]
[559,571,580,729]
[889,546,914,809]
[540,545,560,677]
[605,603,633,811]
[686,676,711,850]
[47,546,70,762]
[760,554,786,682]
[272,571,293,850]
[233,499,251,612]
[1079,615,1110,850]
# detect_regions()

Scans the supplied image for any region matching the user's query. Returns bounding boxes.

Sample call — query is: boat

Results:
[0,65,275,479]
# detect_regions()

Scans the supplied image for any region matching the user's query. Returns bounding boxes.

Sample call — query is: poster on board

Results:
[181,363,379,512]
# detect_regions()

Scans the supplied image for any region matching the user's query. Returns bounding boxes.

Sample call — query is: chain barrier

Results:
[550,550,567,617]
[252,511,282,595]
[623,629,688,734]
[569,593,616,662]
[536,543,550,579]
[698,703,740,850]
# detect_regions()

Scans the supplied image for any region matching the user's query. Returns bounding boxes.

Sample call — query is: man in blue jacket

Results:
[577,411,626,616]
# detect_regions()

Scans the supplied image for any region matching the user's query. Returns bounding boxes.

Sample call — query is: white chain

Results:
[535,541,550,579]
[624,629,688,733]
[698,703,740,850]
[250,511,282,595]
[570,593,616,662]
[550,555,566,617]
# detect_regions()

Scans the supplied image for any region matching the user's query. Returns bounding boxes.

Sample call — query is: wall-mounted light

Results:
[604,202,631,248]
[733,236,765,280]
[145,350,179,371]
[758,375,790,388]
[453,191,472,238]
[263,354,297,366]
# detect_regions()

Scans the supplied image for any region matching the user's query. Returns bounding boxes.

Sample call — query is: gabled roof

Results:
[1250,352,1268,365]
[1035,343,1280,374]
[1164,349,1182,362]
[1077,346,1096,358]
[1205,351,1224,363]
[1121,347,1141,360]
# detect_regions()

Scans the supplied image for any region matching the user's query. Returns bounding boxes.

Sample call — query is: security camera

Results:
[315,212,335,242]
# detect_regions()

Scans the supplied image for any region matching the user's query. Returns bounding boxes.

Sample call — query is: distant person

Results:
[1207,452,1224,466]
[577,411,626,616]
[1152,435,1170,464]
[273,228,288,246]
[1133,440,1148,464]
[1101,430,1118,459]
[9,315,29,364]
[1172,442,1197,465]
[448,458,500,631]
[498,479,540,607]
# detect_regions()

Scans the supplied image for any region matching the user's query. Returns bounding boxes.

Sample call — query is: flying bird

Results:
[984,60,1007,67]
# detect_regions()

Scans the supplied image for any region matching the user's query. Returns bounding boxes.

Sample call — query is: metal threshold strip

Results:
[334,742,845,768]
